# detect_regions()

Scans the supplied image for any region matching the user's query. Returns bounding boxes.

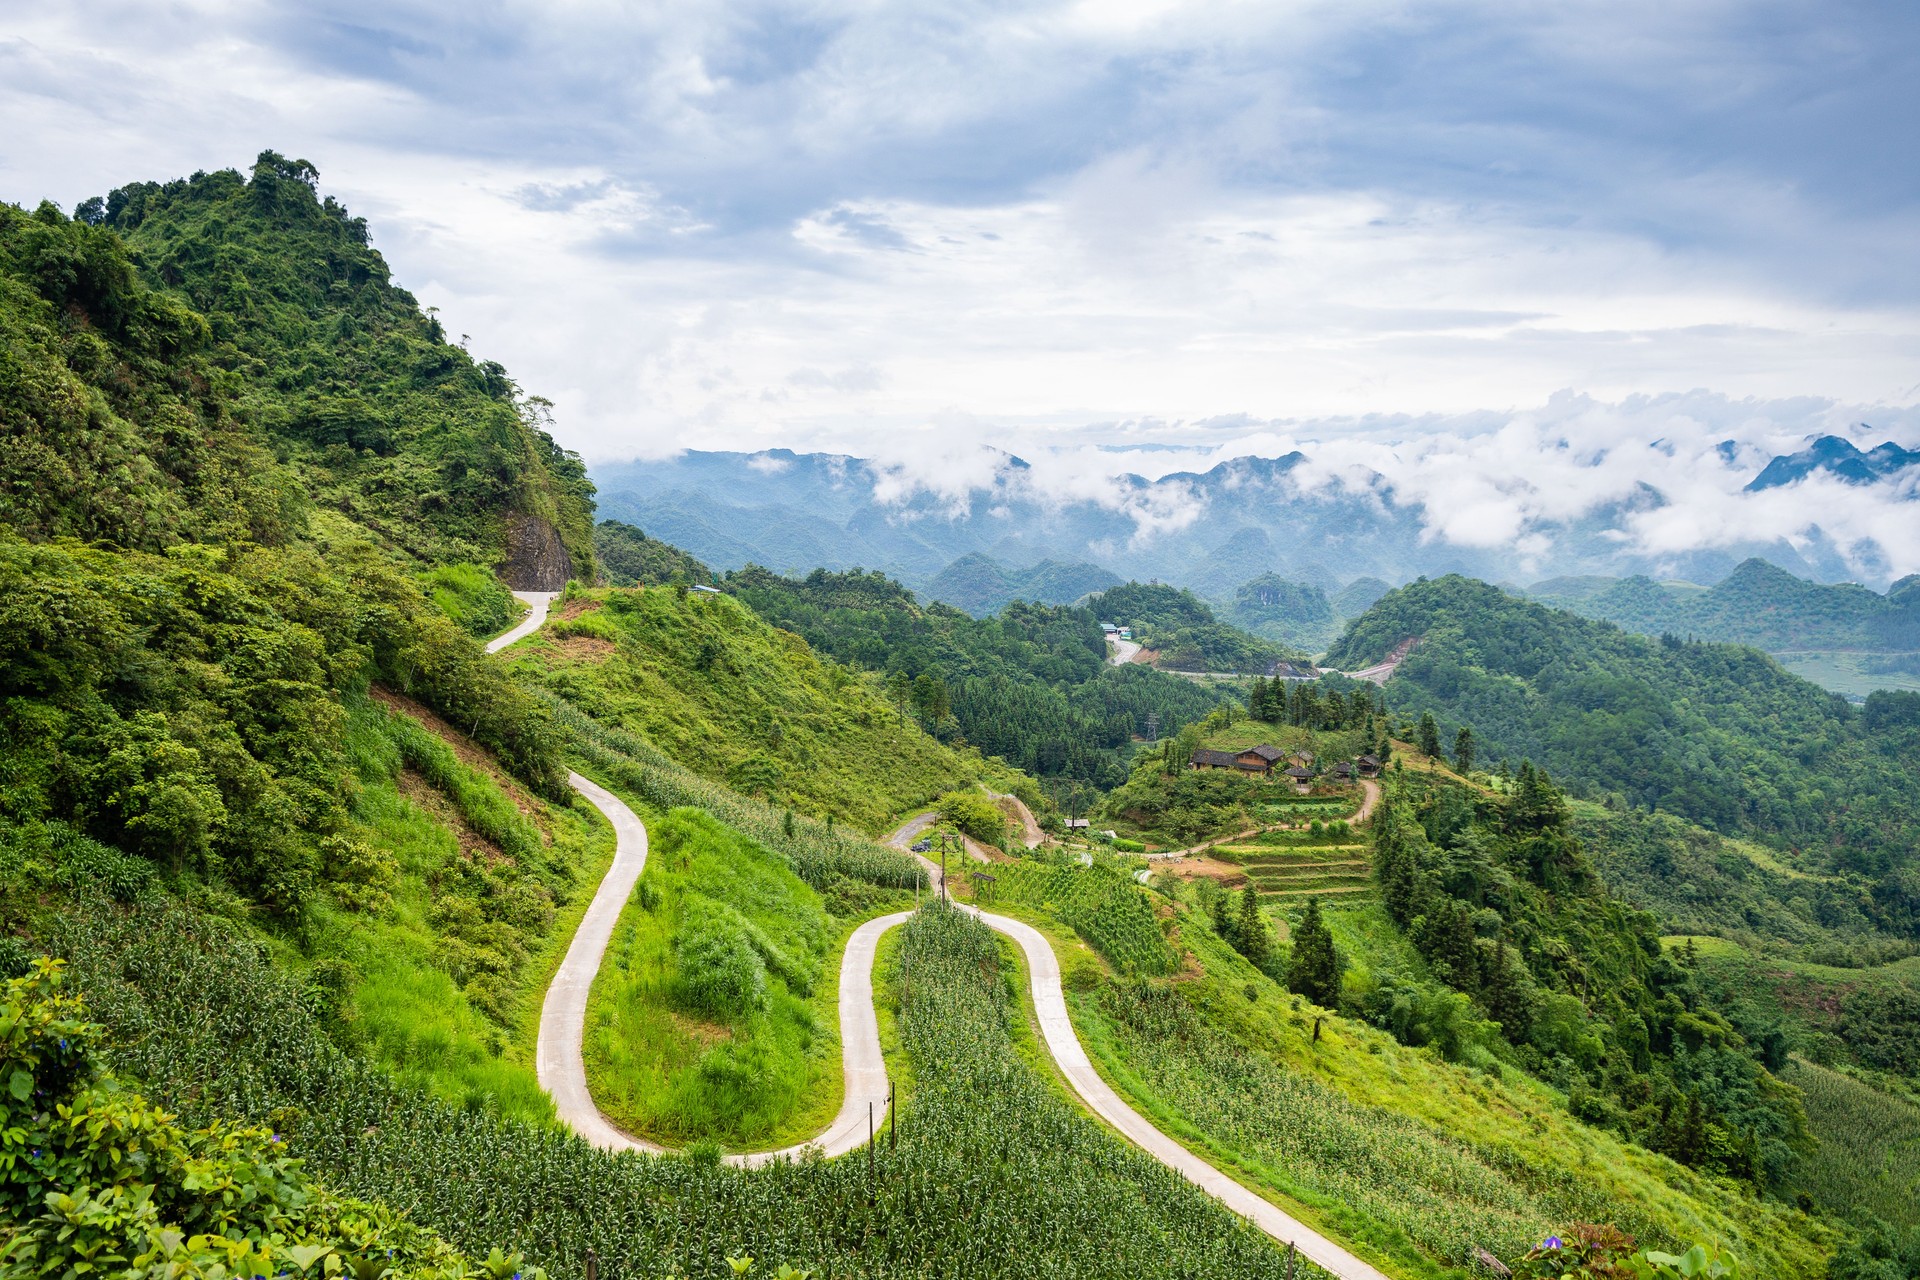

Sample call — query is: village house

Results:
[1282,764,1314,793]
[1357,754,1383,777]
[1190,744,1286,777]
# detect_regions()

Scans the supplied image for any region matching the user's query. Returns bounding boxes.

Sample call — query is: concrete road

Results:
[544,773,898,1166]
[485,590,558,654]
[1106,634,1144,666]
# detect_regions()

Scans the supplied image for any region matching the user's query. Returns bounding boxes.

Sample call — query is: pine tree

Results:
[1453,725,1474,775]
[1417,711,1441,759]
[1481,937,1532,1034]
[1212,889,1236,947]
[1287,898,1342,1008]
[782,807,796,839]
[1235,886,1270,969]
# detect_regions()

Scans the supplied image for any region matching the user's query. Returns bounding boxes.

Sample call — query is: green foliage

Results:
[88,154,596,578]
[1090,581,1296,673]
[46,889,1314,1280]
[936,790,1003,843]
[1328,574,1920,895]
[594,520,715,587]
[421,563,519,638]
[727,565,1239,786]
[997,861,1179,976]
[1287,898,1340,1005]
[584,808,840,1146]
[0,201,294,550]
[552,698,926,892]
[0,960,523,1280]
[1228,574,1340,649]
[508,584,1014,834]
[1371,768,1812,1190]
[0,534,566,913]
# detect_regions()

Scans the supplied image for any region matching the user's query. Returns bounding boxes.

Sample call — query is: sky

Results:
[4,0,1920,569]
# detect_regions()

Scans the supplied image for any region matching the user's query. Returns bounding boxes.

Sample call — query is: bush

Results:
[675,900,768,1019]
[939,790,1005,843]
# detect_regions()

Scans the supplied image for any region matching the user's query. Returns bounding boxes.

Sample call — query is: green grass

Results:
[505,584,1032,835]
[1027,885,1833,1279]
[580,806,908,1149]
[303,699,610,1125]
[1787,1058,1920,1227]
[422,562,523,638]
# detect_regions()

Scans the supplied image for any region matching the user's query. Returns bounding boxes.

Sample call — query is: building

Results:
[1357,754,1382,777]
[1100,622,1119,635]
[1282,765,1314,793]
[1191,744,1285,777]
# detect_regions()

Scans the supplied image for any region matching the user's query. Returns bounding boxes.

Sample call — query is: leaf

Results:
[9,1068,32,1101]
[286,1244,333,1273]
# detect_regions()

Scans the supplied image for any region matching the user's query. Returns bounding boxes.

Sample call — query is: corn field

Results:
[48,892,1316,1280]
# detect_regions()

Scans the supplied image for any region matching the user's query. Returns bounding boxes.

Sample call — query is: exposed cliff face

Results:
[502,511,574,590]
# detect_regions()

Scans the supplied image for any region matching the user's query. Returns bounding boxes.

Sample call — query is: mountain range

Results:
[591,437,1919,610]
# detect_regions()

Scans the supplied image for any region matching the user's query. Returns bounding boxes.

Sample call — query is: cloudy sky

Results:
[5,0,1919,566]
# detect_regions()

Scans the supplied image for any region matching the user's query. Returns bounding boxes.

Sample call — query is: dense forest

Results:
[1532,558,1920,655]
[1089,580,1298,672]
[724,566,1238,785]
[1326,575,1920,900]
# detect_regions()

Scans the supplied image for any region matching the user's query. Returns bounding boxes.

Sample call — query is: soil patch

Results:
[367,685,545,823]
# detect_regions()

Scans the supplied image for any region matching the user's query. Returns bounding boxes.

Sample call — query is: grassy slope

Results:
[581,805,909,1150]
[955,868,1828,1279]
[503,584,1030,833]
[299,696,608,1125]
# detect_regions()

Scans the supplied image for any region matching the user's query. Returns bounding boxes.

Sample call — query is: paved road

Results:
[506,600,1386,1278]
[985,788,1045,848]
[544,774,899,1167]
[485,590,558,654]
[1106,634,1143,666]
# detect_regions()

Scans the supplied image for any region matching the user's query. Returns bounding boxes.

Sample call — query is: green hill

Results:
[1530,560,1920,698]
[1091,580,1298,672]
[924,551,1121,615]
[87,152,597,582]
[1326,575,1920,898]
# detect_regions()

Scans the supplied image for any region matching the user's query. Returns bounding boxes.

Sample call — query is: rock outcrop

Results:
[501,511,574,591]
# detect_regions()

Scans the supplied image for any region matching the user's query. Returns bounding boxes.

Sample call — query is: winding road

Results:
[489,601,1389,1279]
[484,590,558,654]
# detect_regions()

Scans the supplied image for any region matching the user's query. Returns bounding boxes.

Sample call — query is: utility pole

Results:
[940,834,948,904]
[1145,711,1160,743]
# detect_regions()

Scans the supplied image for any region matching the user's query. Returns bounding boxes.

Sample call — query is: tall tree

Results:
[1287,898,1342,1007]
[1417,711,1441,759]
[1235,886,1271,969]
[1453,725,1475,775]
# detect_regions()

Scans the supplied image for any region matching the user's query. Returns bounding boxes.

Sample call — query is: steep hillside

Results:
[498,582,1029,831]
[726,566,1239,786]
[87,152,596,584]
[1326,575,1920,896]
[594,518,717,586]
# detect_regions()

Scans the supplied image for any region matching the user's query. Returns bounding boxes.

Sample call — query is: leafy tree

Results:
[1287,897,1341,1007]
[1454,725,1475,774]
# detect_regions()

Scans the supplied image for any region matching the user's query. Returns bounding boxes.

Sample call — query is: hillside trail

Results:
[982,786,1045,848]
[489,607,1387,1279]
[1106,634,1144,666]
[484,590,558,654]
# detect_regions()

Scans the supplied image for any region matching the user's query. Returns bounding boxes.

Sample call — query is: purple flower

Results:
[1541,1238,1565,1251]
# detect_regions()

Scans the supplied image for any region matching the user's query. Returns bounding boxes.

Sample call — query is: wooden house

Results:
[1357,754,1382,777]
[1282,765,1313,793]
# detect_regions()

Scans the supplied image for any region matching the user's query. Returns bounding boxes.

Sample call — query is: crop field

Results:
[49,890,1320,1280]
[995,859,1180,976]
[1785,1059,1920,1227]
[1212,836,1376,902]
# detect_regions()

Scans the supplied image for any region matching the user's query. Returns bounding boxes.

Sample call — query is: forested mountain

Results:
[86,152,597,584]
[923,551,1120,616]
[593,518,718,586]
[1327,576,1920,909]
[724,566,1237,785]
[1089,581,1298,672]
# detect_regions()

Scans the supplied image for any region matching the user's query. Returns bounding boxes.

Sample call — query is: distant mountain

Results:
[1528,559,1920,698]
[590,446,1903,596]
[924,553,1120,616]
[1745,433,1920,492]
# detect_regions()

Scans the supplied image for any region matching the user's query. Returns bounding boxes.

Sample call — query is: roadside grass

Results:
[1786,1058,1920,1227]
[502,584,1028,834]
[301,699,609,1125]
[1002,869,1832,1279]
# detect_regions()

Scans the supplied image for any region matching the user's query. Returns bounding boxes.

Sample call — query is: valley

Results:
[4,154,1918,1280]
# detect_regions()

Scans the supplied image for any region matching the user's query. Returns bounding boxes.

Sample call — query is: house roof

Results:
[1241,744,1284,761]
[1282,766,1313,779]
[1358,754,1381,767]
[1191,749,1239,768]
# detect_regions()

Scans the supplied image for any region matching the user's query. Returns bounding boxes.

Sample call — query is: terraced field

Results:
[1212,841,1376,902]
